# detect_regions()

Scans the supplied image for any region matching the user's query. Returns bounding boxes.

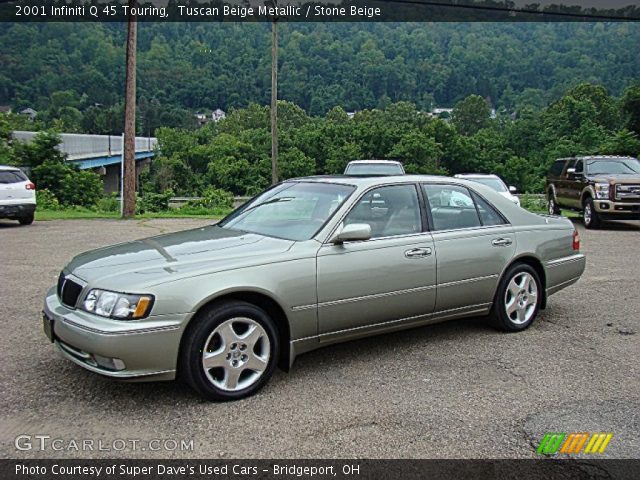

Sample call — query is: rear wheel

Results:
[583,197,600,229]
[489,263,541,332]
[180,300,279,401]
[548,194,561,215]
[18,213,34,225]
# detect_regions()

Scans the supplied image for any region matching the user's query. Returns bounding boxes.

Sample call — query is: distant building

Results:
[19,108,37,121]
[0,105,12,114]
[346,111,357,119]
[194,112,208,125]
[211,108,226,122]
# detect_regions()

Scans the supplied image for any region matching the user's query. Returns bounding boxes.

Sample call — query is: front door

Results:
[316,184,437,336]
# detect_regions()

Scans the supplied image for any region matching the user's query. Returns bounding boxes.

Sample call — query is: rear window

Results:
[548,160,566,177]
[0,170,28,184]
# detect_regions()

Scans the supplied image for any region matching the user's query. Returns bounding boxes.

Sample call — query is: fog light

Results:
[600,203,609,210]
[93,354,126,371]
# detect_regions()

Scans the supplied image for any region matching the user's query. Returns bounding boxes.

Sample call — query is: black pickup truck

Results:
[546,155,640,228]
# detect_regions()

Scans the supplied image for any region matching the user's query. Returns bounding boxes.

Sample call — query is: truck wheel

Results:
[180,300,279,401]
[583,197,600,229]
[548,195,561,215]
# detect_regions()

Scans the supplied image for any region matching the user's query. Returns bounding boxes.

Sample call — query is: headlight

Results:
[81,289,154,320]
[594,183,610,199]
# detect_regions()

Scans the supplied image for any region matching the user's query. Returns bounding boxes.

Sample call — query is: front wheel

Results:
[180,300,279,401]
[489,263,541,332]
[583,197,600,229]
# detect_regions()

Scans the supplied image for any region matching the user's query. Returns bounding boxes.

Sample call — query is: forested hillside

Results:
[1,22,639,133]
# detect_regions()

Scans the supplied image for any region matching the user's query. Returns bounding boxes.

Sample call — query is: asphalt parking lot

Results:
[0,217,638,459]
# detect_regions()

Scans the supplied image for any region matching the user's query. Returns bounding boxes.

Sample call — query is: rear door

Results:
[423,183,515,315]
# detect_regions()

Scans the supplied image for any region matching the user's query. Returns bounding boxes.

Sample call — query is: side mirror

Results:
[509,186,517,194]
[566,167,576,176]
[329,223,372,244]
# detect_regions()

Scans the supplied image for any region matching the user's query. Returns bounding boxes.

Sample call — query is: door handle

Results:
[404,247,432,258]
[492,238,513,247]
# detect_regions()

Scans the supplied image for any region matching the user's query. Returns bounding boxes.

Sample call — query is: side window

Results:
[574,160,584,174]
[343,184,421,238]
[423,184,481,231]
[472,192,507,226]
[549,160,565,177]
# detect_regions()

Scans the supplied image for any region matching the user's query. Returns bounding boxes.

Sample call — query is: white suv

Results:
[0,166,36,225]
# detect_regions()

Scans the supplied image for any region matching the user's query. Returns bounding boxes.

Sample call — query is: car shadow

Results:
[0,220,24,229]
[568,217,640,231]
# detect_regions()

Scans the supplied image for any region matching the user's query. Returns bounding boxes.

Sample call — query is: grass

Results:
[35,208,230,221]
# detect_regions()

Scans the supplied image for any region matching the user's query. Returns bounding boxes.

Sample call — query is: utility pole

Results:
[122,0,137,218]
[270,4,279,185]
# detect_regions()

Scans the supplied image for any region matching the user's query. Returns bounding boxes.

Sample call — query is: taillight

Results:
[25,182,36,190]
[572,230,580,251]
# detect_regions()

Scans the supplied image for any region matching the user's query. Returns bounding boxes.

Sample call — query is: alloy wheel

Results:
[504,272,538,325]
[201,317,270,392]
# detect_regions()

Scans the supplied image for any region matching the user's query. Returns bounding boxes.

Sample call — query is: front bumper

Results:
[593,200,640,220]
[43,287,190,381]
[0,202,35,219]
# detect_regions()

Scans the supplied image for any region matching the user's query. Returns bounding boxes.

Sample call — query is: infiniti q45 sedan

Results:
[44,175,586,400]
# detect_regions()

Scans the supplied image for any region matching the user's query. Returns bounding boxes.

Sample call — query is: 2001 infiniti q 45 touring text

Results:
[43,175,586,400]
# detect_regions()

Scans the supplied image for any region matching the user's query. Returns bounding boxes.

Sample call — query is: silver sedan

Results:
[44,175,585,400]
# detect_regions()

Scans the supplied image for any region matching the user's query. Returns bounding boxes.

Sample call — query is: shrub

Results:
[31,160,103,208]
[186,187,233,210]
[36,189,61,210]
[58,169,103,207]
[96,193,120,212]
[519,194,547,212]
[137,190,174,214]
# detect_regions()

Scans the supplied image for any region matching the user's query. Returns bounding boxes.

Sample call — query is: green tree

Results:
[452,95,491,136]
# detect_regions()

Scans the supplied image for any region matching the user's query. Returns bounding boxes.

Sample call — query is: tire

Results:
[18,214,34,225]
[180,300,279,401]
[583,197,600,229]
[489,263,542,332]
[548,194,561,215]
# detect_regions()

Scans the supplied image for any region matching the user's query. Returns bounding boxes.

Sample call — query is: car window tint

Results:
[343,184,421,238]
[423,184,481,231]
[472,192,507,226]
[574,160,584,173]
[549,161,565,177]
[0,170,27,184]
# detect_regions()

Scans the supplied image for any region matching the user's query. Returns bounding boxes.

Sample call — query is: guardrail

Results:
[169,196,251,209]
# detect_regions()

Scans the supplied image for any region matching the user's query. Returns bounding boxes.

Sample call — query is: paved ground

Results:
[0,217,638,459]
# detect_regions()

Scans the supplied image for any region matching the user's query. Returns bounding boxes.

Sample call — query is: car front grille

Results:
[57,273,84,308]
[616,184,640,201]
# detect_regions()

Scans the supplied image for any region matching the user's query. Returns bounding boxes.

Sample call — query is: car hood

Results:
[586,174,640,183]
[65,225,295,289]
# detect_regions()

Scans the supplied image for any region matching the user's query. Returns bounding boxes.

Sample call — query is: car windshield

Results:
[466,177,507,192]
[345,163,404,175]
[218,182,355,241]
[586,158,640,175]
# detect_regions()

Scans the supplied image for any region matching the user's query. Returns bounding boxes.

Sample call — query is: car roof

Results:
[346,159,403,165]
[0,165,21,171]
[287,174,486,189]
